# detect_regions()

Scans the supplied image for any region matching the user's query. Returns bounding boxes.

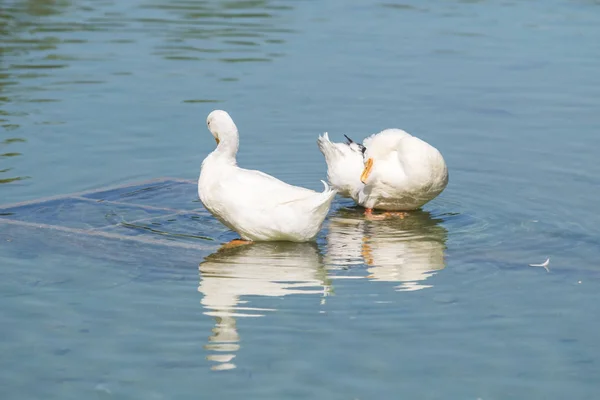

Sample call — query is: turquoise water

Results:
[2,0,600,398]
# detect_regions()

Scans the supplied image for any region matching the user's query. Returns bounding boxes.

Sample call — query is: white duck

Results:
[317,129,448,218]
[199,110,337,243]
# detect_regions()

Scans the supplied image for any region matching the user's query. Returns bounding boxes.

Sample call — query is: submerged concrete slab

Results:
[0,178,234,252]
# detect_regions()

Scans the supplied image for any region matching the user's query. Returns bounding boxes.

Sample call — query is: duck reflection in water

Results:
[325,207,448,291]
[198,242,330,371]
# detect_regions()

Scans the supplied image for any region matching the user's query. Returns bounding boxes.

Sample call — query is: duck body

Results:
[199,110,336,242]
[318,129,448,211]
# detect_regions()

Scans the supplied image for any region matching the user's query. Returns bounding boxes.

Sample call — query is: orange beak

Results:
[360,158,373,184]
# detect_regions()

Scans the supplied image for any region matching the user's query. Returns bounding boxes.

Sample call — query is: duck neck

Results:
[213,130,239,165]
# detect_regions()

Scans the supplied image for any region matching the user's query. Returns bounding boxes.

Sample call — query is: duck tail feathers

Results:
[317,132,334,155]
[314,180,336,209]
[304,180,336,223]
[320,180,337,197]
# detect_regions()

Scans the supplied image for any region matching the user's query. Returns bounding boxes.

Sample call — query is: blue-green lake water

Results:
[2,0,600,398]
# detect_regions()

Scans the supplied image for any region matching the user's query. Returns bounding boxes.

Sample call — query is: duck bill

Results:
[360,158,374,184]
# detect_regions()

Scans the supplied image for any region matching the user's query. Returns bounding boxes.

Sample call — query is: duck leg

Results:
[221,239,253,249]
[364,208,387,220]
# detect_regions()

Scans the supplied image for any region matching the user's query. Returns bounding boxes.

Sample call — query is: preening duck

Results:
[318,128,448,218]
[199,110,336,243]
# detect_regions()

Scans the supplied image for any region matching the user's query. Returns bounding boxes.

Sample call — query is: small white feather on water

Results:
[529,258,550,272]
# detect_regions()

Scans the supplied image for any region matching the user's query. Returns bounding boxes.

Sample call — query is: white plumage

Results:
[199,110,336,242]
[318,128,448,212]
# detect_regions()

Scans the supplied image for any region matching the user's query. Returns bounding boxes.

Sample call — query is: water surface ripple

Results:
[1,0,600,398]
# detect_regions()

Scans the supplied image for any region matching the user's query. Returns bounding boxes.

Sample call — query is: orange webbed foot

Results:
[364,208,387,220]
[220,239,253,249]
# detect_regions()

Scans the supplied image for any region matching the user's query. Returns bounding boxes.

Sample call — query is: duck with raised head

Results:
[318,128,448,219]
[199,110,337,244]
